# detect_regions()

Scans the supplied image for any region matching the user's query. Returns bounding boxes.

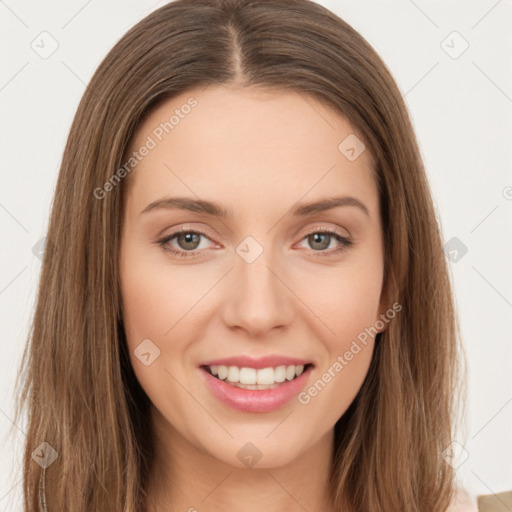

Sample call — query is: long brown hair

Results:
[13,0,466,510]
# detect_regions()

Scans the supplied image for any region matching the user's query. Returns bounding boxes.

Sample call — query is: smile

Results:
[203,364,313,389]
[199,363,315,413]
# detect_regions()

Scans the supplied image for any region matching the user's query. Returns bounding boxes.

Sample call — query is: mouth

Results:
[200,363,315,390]
[199,361,315,413]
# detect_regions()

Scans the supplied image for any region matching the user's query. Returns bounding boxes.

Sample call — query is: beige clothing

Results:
[477,490,512,512]
[447,487,512,512]
[446,487,512,512]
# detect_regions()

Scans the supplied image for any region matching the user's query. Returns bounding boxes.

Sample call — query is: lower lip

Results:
[199,365,314,413]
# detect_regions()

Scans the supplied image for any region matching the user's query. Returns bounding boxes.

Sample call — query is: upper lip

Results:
[199,355,314,369]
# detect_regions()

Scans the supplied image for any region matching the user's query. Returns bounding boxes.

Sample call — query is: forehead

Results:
[124,85,378,216]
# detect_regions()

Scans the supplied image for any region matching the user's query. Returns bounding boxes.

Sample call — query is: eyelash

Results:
[155,226,353,259]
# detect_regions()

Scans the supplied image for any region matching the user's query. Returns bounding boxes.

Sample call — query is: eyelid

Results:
[300,224,350,239]
[158,224,219,245]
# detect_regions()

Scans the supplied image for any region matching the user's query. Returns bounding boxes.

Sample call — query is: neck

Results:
[145,406,337,512]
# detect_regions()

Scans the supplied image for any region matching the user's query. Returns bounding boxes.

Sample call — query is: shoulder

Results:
[446,487,479,512]
[445,487,512,512]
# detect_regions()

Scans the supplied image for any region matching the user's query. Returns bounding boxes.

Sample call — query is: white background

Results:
[1,0,511,509]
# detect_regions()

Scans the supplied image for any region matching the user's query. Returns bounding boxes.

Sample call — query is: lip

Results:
[199,364,314,413]
[199,355,313,369]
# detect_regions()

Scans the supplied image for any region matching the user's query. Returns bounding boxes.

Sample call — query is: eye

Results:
[155,228,215,258]
[296,227,353,257]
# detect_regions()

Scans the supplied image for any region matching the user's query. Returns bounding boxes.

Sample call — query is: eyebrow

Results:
[140,195,370,218]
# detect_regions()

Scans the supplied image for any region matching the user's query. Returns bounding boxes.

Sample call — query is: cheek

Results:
[119,242,222,405]
[295,255,383,340]
[292,257,382,417]
[121,267,171,346]
[120,245,209,345]
[120,246,201,412]
[300,341,374,428]
[297,274,378,423]
[119,248,179,399]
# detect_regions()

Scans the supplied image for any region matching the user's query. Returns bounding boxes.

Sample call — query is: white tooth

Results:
[239,367,257,385]
[274,365,286,382]
[227,366,240,382]
[217,365,228,380]
[212,364,307,384]
[256,367,275,385]
[285,365,296,380]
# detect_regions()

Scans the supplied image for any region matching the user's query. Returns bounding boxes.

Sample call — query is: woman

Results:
[13,0,505,510]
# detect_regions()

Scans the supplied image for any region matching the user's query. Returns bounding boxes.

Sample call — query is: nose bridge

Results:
[223,235,292,334]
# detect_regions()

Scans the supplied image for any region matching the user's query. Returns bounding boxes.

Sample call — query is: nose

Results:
[220,247,294,337]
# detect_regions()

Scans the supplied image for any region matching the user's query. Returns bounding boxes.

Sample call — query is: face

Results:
[119,84,387,470]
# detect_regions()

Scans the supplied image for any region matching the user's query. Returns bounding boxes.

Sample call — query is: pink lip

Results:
[199,355,313,369]
[199,364,314,413]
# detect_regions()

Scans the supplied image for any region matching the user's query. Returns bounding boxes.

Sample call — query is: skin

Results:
[119,84,388,512]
